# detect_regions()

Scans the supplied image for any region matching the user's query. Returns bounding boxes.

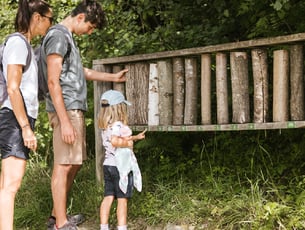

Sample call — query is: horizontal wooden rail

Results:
[131,121,305,132]
[93,32,305,65]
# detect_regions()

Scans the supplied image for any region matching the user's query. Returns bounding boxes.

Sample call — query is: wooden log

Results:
[93,64,112,184]
[216,53,229,124]
[173,58,185,125]
[125,63,149,125]
[290,44,305,120]
[251,49,269,123]
[201,54,212,125]
[113,65,125,93]
[273,50,289,122]
[184,58,198,125]
[148,63,159,125]
[230,52,250,123]
[158,60,173,125]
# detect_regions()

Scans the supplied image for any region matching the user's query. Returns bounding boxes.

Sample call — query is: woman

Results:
[0,1,53,229]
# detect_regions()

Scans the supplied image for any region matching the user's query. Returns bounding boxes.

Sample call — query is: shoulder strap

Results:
[2,32,32,73]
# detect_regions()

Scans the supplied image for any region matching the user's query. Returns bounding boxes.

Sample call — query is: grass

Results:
[12,130,305,229]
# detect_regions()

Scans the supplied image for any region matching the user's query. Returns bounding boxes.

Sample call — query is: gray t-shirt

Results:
[41,24,87,112]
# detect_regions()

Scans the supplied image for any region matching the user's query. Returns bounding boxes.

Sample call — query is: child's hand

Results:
[135,128,147,141]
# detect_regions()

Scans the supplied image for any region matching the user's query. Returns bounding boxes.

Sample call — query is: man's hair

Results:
[71,0,107,29]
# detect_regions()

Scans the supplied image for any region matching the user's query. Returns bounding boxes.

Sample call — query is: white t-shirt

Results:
[2,36,39,119]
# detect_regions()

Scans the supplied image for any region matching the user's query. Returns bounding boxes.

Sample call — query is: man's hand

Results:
[113,69,128,82]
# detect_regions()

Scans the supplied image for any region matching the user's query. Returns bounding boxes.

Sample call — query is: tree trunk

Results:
[273,50,289,122]
[216,53,229,124]
[173,58,185,125]
[230,52,250,123]
[148,63,159,125]
[158,60,173,125]
[251,49,269,123]
[290,44,305,121]
[201,54,211,125]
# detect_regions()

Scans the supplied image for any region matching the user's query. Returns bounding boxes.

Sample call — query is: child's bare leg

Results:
[117,198,128,227]
[100,195,115,225]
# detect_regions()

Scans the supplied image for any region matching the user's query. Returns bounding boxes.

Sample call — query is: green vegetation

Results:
[1,0,305,229]
[16,130,305,229]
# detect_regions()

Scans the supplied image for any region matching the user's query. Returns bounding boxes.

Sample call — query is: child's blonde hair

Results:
[98,100,128,129]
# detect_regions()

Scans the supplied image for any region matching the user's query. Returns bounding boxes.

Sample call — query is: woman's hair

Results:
[98,101,128,129]
[15,0,51,33]
[71,0,107,29]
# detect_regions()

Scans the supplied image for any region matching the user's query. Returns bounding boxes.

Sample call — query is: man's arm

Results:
[83,67,128,82]
[47,54,76,144]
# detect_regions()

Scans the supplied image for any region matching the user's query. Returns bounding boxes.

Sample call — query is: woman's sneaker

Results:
[47,214,85,230]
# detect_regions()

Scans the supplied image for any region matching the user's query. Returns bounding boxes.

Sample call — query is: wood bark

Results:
[251,49,269,123]
[173,58,185,125]
[158,60,173,125]
[113,65,125,93]
[125,63,149,125]
[273,50,289,122]
[184,58,198,125]
[230,52,250,123]
[148,63,159,125]
[216,53,229,124]
[290,45,305,120]
[201,54,211,125]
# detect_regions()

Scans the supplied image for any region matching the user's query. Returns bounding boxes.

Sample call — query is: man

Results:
[41,1,128,229]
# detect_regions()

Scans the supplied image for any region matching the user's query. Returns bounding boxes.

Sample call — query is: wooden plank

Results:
[93,64,112,184]
[216,53,229,124]
[201,54,212,125]
[125,63,149,125]
[148,63,159,125]
[93,33,305,65]
[113,65,125,92]
[172,58,185,125]
[184,58,198,125]
[273,50,289,122]
[158,60,173,125]
[252,49,269,123]
[131,121,305,132]
[230,52,250,123]
[290,44,305,121]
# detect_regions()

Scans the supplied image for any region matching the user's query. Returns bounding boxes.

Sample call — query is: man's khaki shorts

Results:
[48,110,87,165]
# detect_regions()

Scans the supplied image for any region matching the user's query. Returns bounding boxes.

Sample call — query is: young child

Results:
[98,90,146,230]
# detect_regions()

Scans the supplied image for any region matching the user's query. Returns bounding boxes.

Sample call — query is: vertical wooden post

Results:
[148,63,159,125]
[93,64,112,184]
[273,50,289,122]
[216,53,229,124]
[251,49,269,123]
[173,58,185,125]
[230,52,250,123]
[184,58,198,125]
[125,63,149,125]
[113,65,125,93]
[201,54,211,125]
[290,45,304,121]
[158,60,173,125]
